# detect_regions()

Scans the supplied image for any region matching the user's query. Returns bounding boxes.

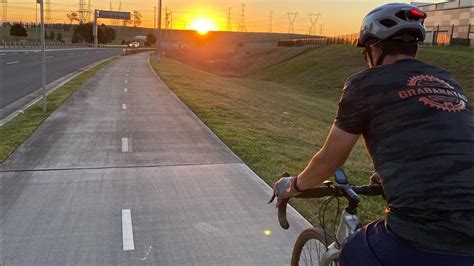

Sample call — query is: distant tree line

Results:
[8,21,115,44]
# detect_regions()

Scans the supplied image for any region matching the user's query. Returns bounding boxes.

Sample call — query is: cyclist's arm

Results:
[296,126,360,190]
[296,125,360,191]
[296,78,368,191]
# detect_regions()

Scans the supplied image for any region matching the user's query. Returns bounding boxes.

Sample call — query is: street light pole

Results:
[36,3,39,43]
[37,0,47,113]
[156,0,162,62]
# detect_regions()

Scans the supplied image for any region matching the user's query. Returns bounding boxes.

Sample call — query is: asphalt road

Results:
[0,48,122,111]
[0,53,310,265]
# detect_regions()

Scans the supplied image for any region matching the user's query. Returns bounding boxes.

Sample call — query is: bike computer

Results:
[334,169,349,184]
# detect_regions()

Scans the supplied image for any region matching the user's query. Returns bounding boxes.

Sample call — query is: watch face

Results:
[334,169,349,184]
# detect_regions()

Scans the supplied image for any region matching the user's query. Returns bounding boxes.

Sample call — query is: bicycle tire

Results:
[291,227,338,266]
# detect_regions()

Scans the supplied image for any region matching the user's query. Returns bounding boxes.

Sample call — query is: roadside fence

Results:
[278,24,474,47]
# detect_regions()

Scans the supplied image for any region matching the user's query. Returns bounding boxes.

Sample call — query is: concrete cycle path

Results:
[0,53,310,265]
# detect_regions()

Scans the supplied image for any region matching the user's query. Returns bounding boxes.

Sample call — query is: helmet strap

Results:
[366,39,385,67]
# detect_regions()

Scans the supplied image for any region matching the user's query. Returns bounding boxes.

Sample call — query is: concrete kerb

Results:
[0,56,118,127]
[146,54,313,228]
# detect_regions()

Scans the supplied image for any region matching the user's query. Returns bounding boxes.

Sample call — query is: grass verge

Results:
[150,45,472,228]
[0,58,116,163]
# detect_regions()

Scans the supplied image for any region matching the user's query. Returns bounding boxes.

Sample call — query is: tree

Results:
[72,22,93,43]
[98,24,116,44]
[10,23,27,37]
[67,12,80,24]
[71,22,116,44]
[56,32,63,42]
[145,33,156,47]
[133,11,142,28]
[49,31,55,40]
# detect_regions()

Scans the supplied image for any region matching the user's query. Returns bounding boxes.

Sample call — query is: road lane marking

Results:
[126,74,129,77]
[121,138,130,152]
[6,61,20,65]
[46,56,54,59]
[122,104,127,110]
[124,88,128,92]
[0,53,6,56]
[121,209,135,251]
[124,80,128,84]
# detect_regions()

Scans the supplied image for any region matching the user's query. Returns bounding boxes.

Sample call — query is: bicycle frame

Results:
[320,210,363,266]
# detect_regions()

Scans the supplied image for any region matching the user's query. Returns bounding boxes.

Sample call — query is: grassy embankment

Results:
[0,58,116,163]
[150,45,473,226]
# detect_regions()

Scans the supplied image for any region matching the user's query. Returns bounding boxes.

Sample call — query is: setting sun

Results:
[191,18,217,35]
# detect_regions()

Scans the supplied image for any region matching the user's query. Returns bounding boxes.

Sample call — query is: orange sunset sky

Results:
[4,0,441,36]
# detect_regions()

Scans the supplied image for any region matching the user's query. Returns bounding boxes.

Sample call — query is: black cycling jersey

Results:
[334,59,474,256]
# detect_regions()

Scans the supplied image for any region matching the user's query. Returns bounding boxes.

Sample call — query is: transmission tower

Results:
[87,0,92,21]
[309,13,320,35]
[165,6,169,31]
[287,12,297,34]
[77,0,90,23]
[238,3,246,32]
[320,24,324,35]
[268,11,273,33]
[109,1,112,11]
[226,8,232,32]
[45,0,52,23]
[1,0,7,24]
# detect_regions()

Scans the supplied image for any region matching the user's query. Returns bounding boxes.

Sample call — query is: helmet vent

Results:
[396,11,408,20]
[380,19,397,28]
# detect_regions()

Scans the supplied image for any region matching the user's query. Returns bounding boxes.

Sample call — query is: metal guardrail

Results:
[121,48,157,56]
[1,42,90,49]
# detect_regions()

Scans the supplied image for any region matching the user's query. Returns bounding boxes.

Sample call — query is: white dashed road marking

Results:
[121,209,135,251]
[124,88,128,93]
[124,80,128,84]
[121,138,130,152]
[122,104,127,110]
[6,61,20,65]
[46,56,54,59]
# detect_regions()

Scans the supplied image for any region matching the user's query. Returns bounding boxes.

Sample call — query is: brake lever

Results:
[268,172,291,204]
[268,193,276,204]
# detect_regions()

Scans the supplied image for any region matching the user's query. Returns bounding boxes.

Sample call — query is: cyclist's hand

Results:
[369,172,382,185]
[271,175,302,208]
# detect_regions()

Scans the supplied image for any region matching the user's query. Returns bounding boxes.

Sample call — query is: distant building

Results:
[413,0,474,45]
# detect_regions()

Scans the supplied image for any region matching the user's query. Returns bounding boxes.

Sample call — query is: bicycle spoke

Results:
[300,239,324,266]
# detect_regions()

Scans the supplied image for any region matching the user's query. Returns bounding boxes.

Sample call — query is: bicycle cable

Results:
[318,195,335,248]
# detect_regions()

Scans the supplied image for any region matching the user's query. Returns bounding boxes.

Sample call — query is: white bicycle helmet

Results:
[357,3,427,47]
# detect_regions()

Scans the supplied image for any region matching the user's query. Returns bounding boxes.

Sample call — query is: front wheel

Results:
[291,227,339,266]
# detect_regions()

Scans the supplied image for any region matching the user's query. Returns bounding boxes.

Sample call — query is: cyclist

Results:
[272,3,473,265]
